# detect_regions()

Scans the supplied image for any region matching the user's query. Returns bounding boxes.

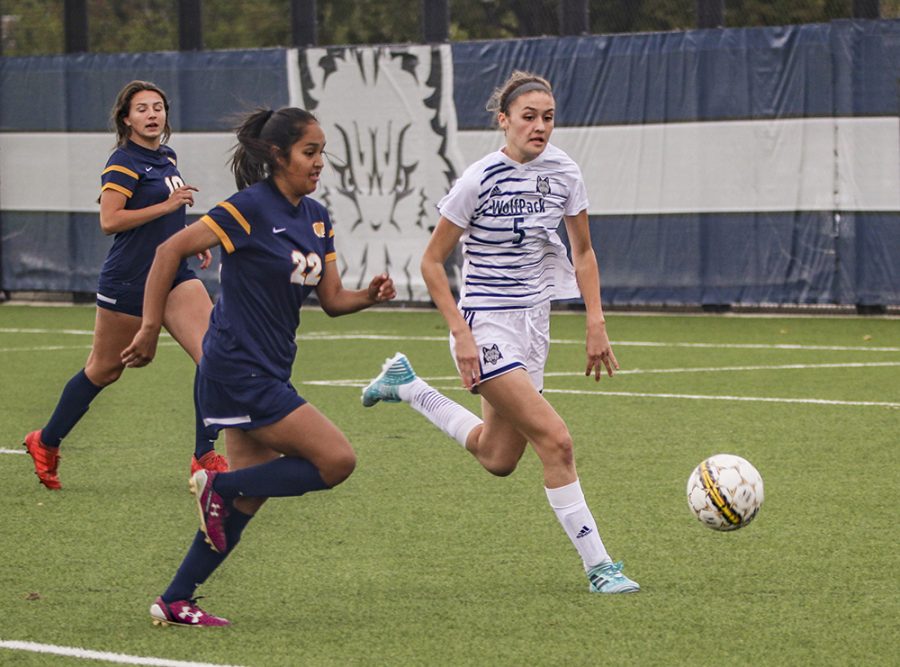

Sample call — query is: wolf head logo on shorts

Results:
[295,45,464,301]
[482,344,503,365]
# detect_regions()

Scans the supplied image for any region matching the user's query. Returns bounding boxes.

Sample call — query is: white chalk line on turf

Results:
[297,332,900,353]
[568,361,900,375]
[0,327,95,335]
[2,328,897,353]
[0,448,26,455]
[310,360,900,384]
[0,640,246,667]
[540,389,899,408]
[0,341,180,353]
[306,360,900,409]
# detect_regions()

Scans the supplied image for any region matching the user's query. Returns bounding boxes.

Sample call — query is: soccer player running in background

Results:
[362,71,639,594]
[23,80,227,490]
[122,107,395,626]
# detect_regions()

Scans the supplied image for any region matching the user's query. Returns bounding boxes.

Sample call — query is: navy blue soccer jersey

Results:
[99,140,190,286]
[199,179,337,382]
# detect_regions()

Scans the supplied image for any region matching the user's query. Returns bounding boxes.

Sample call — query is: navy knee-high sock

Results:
[161,508,253,603]
[193,369,217,459]
[213,457,330,499]
[42,369,103,447]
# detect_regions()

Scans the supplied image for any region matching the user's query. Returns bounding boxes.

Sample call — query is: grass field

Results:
[1,303,898,667]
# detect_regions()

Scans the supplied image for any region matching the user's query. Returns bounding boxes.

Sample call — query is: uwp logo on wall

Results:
[292,45,465,300]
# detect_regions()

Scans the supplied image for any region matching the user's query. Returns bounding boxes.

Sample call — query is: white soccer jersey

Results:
[438,143,589,310]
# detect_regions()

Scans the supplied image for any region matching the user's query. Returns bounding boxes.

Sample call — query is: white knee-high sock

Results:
[545,479,611,571]
[399,378,483,448]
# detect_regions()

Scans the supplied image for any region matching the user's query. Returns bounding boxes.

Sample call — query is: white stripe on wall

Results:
[0,132,235,214]
[2,117,898,216]
[459,117,900,214]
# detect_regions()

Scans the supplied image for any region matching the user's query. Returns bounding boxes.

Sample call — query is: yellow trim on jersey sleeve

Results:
[102,164,139,180]
[101,182,133,198]
[328,229,335,238]
[219,201,251,235]
[325,252,337,263]
[201,215,235,254]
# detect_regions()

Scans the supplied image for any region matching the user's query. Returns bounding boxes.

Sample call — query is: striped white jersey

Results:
[437,143,589,310]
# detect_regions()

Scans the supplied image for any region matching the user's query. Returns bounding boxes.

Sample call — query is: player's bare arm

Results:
[565,210,618,379]
[99,184,198,235]
[421,217,481,389]
[315,267,395,316]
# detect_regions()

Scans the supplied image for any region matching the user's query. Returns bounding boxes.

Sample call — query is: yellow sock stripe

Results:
[700,461,742,525]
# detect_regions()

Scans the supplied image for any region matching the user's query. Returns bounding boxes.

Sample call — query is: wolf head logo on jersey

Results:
[536,175,551,196]
[297,45,464,300]
[482,344,503,365]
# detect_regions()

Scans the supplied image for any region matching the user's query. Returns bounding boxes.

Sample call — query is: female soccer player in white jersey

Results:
[362,71,639,594]
[23,80,227,490]
[121,107,395,626]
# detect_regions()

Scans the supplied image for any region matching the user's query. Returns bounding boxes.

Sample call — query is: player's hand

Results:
[197,248,213,270]
[585,322,618,380]
[367,273,396,303]
[452,328,481,390]
[121,328,160,368]
[165,184,199,213]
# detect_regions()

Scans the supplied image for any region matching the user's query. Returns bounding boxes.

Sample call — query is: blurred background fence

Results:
[2,1,899,53]
[1,2,898,310]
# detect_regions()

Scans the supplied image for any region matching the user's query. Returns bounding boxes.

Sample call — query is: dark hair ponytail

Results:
[230,107,318,190]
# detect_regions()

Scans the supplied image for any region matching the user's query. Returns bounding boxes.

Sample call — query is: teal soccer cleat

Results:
[587,561,641,594]
[361,352,417,407]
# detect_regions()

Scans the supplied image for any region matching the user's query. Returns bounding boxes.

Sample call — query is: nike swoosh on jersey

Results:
[273,227,287,233]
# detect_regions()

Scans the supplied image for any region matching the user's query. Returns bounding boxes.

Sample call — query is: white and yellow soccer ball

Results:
[686,454,764,531]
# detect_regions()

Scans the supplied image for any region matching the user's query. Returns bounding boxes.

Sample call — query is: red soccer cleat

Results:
[23,430,61,490]
[190,450,230,476]
[150,596,230,627]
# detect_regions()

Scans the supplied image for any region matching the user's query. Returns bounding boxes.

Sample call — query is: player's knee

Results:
[86,365,123,387]
[480,450,521,477]
[321,449,357,486]
[484,460,518,477]
[539,431,575,468]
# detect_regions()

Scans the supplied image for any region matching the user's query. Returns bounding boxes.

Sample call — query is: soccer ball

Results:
[686,454,764,531]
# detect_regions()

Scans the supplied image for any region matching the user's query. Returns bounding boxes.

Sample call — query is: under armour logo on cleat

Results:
[576,525,593,538]
[178,606,203,623]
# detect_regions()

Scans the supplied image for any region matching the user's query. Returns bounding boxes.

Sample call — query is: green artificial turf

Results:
[1,304,897,666]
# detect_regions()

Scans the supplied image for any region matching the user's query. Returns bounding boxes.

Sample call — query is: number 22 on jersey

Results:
[290,250,323,286]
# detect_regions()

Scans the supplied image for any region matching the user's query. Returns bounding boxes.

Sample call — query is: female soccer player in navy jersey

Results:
[23,80,226,490]
[362,71,639,594]
[121,107,395,627]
